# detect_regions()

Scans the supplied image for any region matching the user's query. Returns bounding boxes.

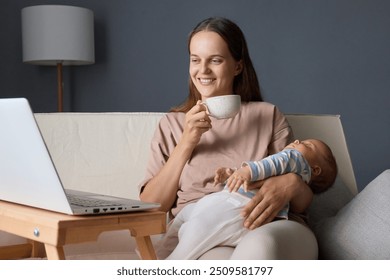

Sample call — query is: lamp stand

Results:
[56,62,63,112]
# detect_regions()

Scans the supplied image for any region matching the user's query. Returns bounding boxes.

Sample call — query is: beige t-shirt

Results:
[140,102,293,217]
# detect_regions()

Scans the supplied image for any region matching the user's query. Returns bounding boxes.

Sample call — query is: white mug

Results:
[202,95,241,119]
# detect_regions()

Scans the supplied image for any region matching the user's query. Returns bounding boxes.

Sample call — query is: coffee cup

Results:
[202,95,241,119]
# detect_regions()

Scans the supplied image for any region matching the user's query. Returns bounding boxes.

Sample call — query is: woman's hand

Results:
[240,173,313,230]
[181,101,212,148]
[141,101,212,212]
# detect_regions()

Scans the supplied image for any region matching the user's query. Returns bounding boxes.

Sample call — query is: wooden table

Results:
[0,200,166,260]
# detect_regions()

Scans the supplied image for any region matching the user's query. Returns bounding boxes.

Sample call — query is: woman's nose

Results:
[200,62,211,74]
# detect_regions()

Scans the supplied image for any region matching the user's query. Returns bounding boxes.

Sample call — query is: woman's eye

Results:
[211,58,222,64]
[190,57,199,63]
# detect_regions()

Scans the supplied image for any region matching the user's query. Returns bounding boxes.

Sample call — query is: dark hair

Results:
[310,143,338,194]
[171,17,263,113]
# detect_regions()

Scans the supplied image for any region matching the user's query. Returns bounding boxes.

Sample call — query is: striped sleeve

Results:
[243,149,311,183]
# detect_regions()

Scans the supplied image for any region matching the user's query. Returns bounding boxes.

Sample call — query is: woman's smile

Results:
[198,78,216,85]
[189,31,242,98]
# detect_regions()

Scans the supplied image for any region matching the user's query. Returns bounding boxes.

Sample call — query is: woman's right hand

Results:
[181,101,212,148]
[140,101,212,212]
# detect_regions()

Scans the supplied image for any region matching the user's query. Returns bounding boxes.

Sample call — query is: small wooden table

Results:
[0,200,165,260]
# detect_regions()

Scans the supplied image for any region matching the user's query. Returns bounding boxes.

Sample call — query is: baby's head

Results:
[285,139,338,194]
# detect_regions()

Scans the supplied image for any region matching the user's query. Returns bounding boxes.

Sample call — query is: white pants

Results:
[155,190,318,260]
[200,219,318,260]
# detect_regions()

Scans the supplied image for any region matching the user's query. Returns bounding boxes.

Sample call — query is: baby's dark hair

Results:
[309,142,338,194]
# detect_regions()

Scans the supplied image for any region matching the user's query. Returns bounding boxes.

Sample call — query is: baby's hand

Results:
[214,167,235,186]
[226,166,251,192]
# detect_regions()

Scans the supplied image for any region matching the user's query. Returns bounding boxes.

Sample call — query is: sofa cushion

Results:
[307,175,355,229]
[315,169,390,259]
[35,113,164,200]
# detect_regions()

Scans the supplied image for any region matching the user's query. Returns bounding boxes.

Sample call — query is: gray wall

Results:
[1,0,389,191]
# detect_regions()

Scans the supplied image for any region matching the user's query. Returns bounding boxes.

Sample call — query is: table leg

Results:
[29,240,46,258]
[44,244,65,260]
[135,236,157,260]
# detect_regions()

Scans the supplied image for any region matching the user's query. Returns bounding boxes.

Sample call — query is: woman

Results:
[140,17,317,259]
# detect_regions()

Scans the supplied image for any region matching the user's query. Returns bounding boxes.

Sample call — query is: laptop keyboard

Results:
[67,194,121,207]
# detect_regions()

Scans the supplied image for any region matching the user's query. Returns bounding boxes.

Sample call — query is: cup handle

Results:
[199,101,210,115]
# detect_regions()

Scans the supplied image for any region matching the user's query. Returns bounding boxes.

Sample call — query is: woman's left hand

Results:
[240,173,312,230]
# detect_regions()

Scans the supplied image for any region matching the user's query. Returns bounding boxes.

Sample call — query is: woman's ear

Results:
[311,165,322,176]
[235,60,243,76]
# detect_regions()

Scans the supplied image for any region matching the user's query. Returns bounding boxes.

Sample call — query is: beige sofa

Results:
[1,112,389,259]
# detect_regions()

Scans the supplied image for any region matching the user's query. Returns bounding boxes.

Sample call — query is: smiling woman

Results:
[172,17,263,113]
[139,17,317,260]
[189,31,242,99]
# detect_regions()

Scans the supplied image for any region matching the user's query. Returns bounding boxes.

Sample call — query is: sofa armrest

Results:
[315,169,390,259]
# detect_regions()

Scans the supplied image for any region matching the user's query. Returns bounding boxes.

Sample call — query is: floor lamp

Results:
[21,5,95,112]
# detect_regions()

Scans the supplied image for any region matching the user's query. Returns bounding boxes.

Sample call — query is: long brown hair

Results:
[171,17,263,113]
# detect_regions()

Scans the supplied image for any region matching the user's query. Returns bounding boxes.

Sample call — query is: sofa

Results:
[0,112,389,259]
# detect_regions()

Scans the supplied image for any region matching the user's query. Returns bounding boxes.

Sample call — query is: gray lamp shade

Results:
[21,5,94,66]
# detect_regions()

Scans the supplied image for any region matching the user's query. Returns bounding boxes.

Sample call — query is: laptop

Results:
[0,98,160,215]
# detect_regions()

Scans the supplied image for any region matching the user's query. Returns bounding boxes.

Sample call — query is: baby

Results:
[217,138,338,195]
[156,139,337,260]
